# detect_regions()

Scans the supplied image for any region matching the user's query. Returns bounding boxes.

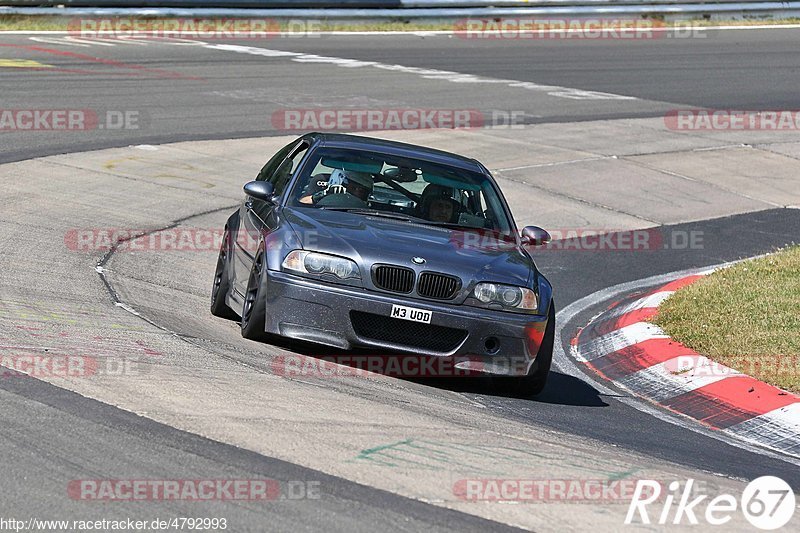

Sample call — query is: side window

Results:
[256,140,298,182]
[270,142,309,197]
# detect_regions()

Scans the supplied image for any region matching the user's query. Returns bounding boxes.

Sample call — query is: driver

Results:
[418,184,460,223]
[300,169,373,206]
[427,197,458,223]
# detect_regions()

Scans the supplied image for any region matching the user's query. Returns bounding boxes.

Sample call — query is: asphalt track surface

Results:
[1,28,799,531]
[2,28,800,163]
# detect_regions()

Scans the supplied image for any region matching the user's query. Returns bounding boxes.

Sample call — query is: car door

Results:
[232,140,311,297]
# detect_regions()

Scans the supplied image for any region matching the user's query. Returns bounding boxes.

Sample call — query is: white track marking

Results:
[618,357,740,402]
[554,261,800,466]
[65,36,116,46]
[602,290,674,320]
[575,321,668,361]
[152,37,207,46]
[202,42,637,101]
[206,44,298,57]
[29,36,90,47]
[111,36,151,45]
[724,404,800,456]
[27,35,204,48]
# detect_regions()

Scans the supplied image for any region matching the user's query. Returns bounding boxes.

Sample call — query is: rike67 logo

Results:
[626,477,795,530]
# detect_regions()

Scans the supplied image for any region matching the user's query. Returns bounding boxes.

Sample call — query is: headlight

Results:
[472,282,538,312]
[282,250,360,280]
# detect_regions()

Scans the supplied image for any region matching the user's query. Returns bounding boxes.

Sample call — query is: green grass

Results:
[0,16,68,31]
[653,246,800,393]
[2,15,800,32]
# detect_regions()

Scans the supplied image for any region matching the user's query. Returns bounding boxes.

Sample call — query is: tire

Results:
[497,303,556,397]
[210,225,238,320]
[240,248,268,341]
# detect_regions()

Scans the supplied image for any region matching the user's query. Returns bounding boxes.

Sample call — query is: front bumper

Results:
[262,270,550,377]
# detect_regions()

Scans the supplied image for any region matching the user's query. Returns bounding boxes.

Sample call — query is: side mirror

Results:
[521,226,551,246]
[243,181,276,203]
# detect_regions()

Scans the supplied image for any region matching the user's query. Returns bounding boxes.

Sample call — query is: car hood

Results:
[284,207,533,286]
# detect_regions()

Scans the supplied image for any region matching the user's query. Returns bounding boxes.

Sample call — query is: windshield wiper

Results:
[415,220,470,230]
[418,221,507,237]
[319,207,423,222]
[319,207,498,232]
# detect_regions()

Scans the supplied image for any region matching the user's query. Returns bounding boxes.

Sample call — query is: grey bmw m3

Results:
[211,132,555,395]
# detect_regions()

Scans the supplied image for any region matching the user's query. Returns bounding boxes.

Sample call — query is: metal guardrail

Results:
[1,0,796,6]
[1,0,799,18]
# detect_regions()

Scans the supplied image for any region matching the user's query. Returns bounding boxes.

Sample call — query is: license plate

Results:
[390,304,432,324]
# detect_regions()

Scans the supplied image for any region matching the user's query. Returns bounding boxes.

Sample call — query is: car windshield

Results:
[289,147,513,234]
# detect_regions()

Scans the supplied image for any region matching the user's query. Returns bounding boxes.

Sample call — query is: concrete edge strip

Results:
[572,270,800,459]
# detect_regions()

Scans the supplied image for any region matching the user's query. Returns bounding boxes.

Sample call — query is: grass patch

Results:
[1,15,800,32]
[0,15,69,31]
[653,246,800,393]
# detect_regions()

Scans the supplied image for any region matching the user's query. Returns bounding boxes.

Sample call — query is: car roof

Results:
[306,132,485,173]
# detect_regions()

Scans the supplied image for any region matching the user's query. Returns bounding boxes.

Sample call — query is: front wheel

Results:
[210,227,237,320]
[497,304,555,397]
[240,250,268,341]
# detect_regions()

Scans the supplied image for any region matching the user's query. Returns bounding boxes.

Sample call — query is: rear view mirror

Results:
[243,181,276,203]
[521,226,551,246]
[383,167,418,183]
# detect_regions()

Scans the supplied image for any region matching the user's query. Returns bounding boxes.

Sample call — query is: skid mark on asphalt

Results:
[202,42,638,101]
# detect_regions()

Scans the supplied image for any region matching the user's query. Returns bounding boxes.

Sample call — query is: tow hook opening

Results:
[484,336,500,355]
